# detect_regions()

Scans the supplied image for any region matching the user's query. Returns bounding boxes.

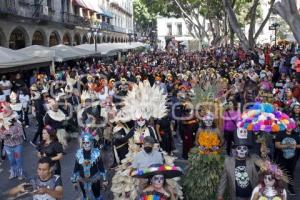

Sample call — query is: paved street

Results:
[1,119,300,200]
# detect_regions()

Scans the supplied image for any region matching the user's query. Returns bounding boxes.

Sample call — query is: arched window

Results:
[32,31,45,45]
[9,28,28,49]
[49,31,60,47]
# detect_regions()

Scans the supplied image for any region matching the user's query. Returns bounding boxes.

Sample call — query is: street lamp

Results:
[88,28,102,52]
[269,17,280,47]
[128,33,132,45]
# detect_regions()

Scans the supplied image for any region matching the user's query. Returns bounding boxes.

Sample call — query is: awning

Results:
[0,47,52,71]
[74,0,102,13]
[101,10,113,18]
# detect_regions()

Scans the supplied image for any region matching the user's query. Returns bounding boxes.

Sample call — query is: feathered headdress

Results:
[115,80,167,122]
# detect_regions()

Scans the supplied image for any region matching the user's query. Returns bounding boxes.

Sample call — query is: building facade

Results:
[0,0,134,49]
[156,16,206,51]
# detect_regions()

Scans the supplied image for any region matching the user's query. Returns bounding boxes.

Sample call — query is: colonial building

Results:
[0,0,134,49]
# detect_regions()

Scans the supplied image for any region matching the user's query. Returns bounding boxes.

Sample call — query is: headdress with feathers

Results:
[115,80,167,122]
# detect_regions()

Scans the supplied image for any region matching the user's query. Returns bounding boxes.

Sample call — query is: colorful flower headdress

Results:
[257,160,289,183]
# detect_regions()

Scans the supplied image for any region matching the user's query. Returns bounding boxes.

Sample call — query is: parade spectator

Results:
[275,126,300,195]
[0,108,24,180]
[0,75,12,101]
[37,125,63,175]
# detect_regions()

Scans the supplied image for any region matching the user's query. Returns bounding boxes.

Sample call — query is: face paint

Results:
[264,174,275,187]
[236,145,248,159]
[151,175,164,189]
[137,119,146,127]
[82,141,92,151]
[203,114,214,127]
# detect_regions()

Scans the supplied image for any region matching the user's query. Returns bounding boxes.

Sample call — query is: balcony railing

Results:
[0,0,17,15]
[32,4,52,21]
[62,12,91,27]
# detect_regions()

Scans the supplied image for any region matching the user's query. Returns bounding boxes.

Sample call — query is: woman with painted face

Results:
[250,161,287,200]
[131,164,183,200]
[275,126,300,195]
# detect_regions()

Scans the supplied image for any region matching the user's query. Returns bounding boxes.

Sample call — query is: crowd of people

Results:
[0,42,300,200]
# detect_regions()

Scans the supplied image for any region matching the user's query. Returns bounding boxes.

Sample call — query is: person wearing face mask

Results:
[217,130,259,200]
[132,136,164,169]
[72,133,108,200]
[131,164,183,200]
[250,160,287,200]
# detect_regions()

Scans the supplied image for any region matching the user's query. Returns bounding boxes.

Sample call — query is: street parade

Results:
[1,0,300,200]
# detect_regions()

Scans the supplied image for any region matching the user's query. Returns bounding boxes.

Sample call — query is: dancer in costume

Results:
[131,164,183,200]
[250,160,287,200]
[217,129,260,200]
[72,133,108,200]
[111,80,183,200]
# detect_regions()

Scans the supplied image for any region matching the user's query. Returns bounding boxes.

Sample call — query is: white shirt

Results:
[19,94,30,108]
[0,80,12,96]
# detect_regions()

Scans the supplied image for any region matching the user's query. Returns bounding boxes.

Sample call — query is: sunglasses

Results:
[237,146,248,151]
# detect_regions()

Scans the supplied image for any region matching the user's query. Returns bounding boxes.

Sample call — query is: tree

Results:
[273,0,300,44]
[223,0,275,49]
[133,0,157,37]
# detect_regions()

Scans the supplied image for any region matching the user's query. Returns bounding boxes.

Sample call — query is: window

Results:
[177,23,182,36]
[167,23,172,36]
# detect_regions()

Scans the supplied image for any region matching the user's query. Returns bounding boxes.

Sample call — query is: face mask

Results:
[264,175,275,187]
[137,120,146,127]
[236,145,248,159]
[144,146,153,153]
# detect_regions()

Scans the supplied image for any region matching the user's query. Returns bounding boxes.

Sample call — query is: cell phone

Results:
[24,184,34,192]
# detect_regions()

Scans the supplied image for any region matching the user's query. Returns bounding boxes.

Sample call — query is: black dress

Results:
[37,141,63,175]
[157,116,174,154]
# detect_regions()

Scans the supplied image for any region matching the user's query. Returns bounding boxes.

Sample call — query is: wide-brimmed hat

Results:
[131,164,183,179]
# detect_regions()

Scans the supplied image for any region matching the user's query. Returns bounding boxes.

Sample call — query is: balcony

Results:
[62,12,91,27]
[32,4,52,23]
[0,0,17,16]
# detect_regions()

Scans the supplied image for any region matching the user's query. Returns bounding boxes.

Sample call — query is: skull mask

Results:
[81,133,94,151]
[237,128,248,139]
[236,145,248,159]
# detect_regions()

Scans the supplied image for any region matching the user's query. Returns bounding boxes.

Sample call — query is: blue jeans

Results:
[4,144,24,177]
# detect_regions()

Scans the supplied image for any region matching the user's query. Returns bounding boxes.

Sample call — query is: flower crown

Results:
[260,160,283,180]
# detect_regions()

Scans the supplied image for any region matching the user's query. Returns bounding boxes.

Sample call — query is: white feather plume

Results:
[115,80,167,122]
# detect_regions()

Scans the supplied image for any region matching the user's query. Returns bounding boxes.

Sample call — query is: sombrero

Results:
[131,165,183,179]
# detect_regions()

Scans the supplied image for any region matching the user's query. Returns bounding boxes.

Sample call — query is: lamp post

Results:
[128,33,132,45]
[269,17,280,47]
[88,28,102,52]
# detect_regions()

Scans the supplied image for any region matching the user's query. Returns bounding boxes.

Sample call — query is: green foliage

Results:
[183,148,225,200]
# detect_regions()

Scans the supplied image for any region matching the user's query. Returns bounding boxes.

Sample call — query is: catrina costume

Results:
[131,165,183,200]
[251,160,288,200]
[111,81,183,200]
[71,133,107,200]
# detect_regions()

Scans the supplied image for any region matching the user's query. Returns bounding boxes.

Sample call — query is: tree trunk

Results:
[274,0,300,44]
[230,25,235,46]
[248,0,260,49]
[222,0,250,49]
